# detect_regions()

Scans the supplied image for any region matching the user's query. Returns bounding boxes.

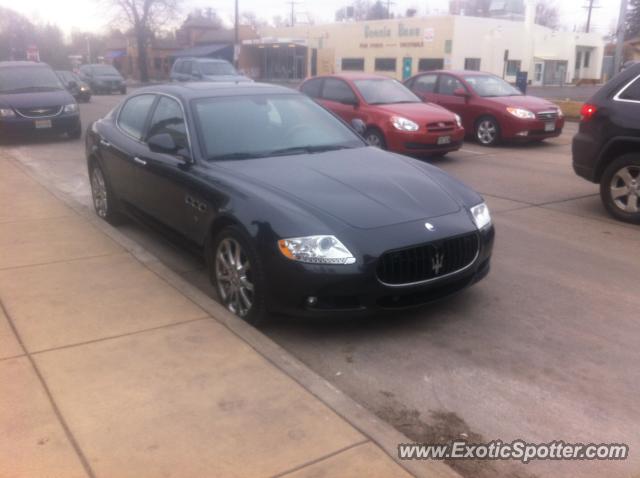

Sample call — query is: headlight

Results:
[278,235,356,265]
[454,114,463,128]
[80,86,88,91]
[506,107,535,119]
[63,103,78,113]
[391,116,419,132]
[470,203,492,230]
[557,107,564,118]
[0,108,15,118]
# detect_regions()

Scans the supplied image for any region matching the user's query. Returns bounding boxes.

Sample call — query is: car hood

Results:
[202,74,253,82]
[0,89,74,109]
[216,146,462,229]
[486,95,558,112]
[374,102,456,121]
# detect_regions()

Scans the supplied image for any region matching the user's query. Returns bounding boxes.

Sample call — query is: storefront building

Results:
[244,2,604,86]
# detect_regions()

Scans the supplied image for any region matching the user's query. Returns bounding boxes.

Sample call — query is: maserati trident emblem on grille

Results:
[425,222,435,231]
[431,251,445,275]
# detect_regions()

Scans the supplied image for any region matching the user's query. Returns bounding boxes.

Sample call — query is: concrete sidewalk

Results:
[0,153,456,478]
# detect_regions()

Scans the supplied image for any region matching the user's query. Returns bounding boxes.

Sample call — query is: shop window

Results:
[506,60,521,76]
[375,58,396,72]
[444,40,452,54]
[418,58,444,71]
[464,58,481,71]
[342,58,365,71]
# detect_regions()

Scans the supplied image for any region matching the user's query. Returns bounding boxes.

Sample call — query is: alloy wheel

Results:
[477,120,497,145]
[610,165,640,213]
[215,237,255,318]
[366,133,382,148]
[91,167,108,218]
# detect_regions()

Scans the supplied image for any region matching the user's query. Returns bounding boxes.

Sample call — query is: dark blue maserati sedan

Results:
[85,82,494,324]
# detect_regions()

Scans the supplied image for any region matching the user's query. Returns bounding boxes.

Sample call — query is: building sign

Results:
[26,45,40,62]
[364,23,422,39]
[424,28,435,42]
[362,23,428,49]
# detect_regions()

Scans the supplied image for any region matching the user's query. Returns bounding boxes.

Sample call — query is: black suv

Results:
[572,63,640,224]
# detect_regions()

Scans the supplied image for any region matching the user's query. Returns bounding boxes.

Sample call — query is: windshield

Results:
[0,66,64,93]
[463,75,522,97]
[353,79,421,105]
[194,94,364,160]
[92,65,121,76]
[200,62,237,76]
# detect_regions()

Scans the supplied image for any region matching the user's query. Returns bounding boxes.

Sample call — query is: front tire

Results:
[68,122,82,140]
[89,161,123,225]
[365,128,387,149]
[209,226,267,325]
[600,154,640,224]
[475,116,500,146]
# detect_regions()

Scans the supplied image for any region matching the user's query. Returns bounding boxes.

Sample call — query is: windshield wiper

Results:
[267,144,354,156]
[208,152,267,161]
[4,86,62,93]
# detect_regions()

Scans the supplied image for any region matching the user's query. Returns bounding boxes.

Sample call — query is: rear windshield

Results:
[0,66,64,93]
[200,62,237,76]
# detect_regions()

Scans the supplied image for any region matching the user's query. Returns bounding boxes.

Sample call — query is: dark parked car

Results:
[300,73,465,157]
[170,57,252,83]
[56,70,91,102]
[572,63,640,224]
[0,61,81,139]
[405,70,565,146]
[86,83,494,324]
[79,64,126,94]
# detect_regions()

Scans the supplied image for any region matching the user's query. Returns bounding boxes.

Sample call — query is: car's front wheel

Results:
[210,225,267,325]
[365,128,387,149]
[475,116,500,146]
[600,154,640,224]
[89,161,123,225]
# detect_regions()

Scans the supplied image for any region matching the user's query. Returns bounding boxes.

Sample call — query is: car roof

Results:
[134,82,298,100]
[310,73,394,81]
[178,57,230,63]
[0,61,50,69]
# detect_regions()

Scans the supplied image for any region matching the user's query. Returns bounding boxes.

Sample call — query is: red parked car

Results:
[300,73,465,157]
[404,70,565,146]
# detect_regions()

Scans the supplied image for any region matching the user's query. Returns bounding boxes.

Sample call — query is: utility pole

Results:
[234,0,239,67]
[385,0,395,19]
[583,0,601,33]
[614,0,628,73]
[287,1,300,26]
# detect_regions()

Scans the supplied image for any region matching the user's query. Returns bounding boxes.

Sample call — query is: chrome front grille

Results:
[15,106,63,118]
[427,121,455,133]
[536,111,558,121]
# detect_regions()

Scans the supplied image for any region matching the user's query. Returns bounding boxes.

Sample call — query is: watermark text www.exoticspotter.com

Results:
[398,440,629,464]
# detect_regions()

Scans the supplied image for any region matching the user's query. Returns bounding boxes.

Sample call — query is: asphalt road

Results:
[3,93,639,478]
[527,85,601,102]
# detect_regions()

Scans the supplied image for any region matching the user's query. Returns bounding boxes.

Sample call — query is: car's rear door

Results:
[318,78,360,123]
[433,74,469,119]
[100,93,156,205]
[408,73,439,103]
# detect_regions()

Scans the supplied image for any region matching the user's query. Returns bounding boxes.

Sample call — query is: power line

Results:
[582,0,602,33]
[286,1,301,26]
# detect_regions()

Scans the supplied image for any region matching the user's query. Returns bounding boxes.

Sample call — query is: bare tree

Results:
[535,0,559,29]
[405,8,418,17]
[107,0,180,82]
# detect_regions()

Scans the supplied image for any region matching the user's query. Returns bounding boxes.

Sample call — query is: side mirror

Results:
[351,118,366,136]
[453,87,469,97]
[148,133,178,155]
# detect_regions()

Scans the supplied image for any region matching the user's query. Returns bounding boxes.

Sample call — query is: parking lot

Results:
[3,93,639,478]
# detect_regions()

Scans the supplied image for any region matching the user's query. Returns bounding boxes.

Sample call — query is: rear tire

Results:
[208,225,267,325]
[600,154,640,224]
[68,123,82,140]
[89,161,124,225]
[475,116,500,146]
[365,128,387,149]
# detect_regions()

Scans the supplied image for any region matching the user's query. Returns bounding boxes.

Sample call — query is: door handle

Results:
[133,157,147,166]
[100,139,111,147]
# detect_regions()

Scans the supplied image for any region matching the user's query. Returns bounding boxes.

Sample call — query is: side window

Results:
[172,60,182,73]
[118,94,156,140]
[301,78,323,98]
[182,61,192,74]
[322,78,357,104]
[147,96,188,149]
[618,77,640,101]
[191,63,200,75]
[414,74,437,94]
[438,75,465,96]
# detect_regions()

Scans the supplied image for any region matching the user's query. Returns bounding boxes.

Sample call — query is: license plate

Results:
[437,136,451,145]
[34,120,52,129]
[544,122,555,132]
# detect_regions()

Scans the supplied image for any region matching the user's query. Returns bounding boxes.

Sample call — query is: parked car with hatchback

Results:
[56,70,91,102]
[0,61,81,139]
[405,70,564,146]
[572,63,640,224]
[79,64,126,94]
[300,74,464,157]
[86,82,494,324]
[170,57,252,83]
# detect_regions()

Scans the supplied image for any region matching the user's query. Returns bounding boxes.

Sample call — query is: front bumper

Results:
[264,223,494,317]
[502,117,565,141]
[386,127,465,155]
[0,114,80,137]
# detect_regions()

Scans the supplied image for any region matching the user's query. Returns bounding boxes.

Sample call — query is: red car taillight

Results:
[580,103,597,122]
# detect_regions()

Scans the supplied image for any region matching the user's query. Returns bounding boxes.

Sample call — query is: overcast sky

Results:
[0,0,622,37]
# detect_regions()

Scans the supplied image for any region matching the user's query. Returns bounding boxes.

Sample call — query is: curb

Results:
[4,152,461,478]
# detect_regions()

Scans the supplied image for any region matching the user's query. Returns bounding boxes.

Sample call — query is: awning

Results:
[171,43,231,58]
